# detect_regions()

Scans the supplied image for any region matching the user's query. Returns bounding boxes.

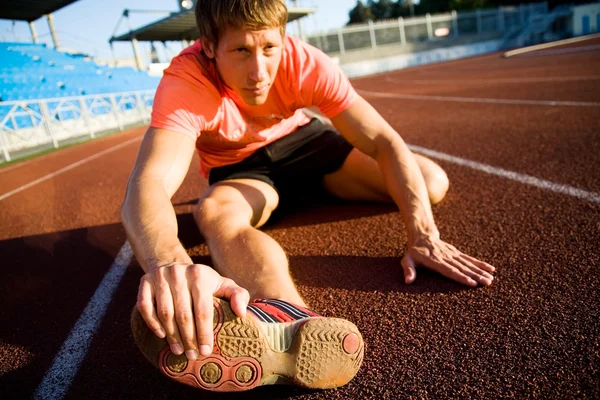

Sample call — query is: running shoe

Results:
[131,297,364,392]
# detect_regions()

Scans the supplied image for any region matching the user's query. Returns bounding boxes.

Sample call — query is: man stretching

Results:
[121,0,495,392]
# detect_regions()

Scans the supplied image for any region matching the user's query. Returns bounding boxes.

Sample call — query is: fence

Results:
[306,1,549,54]
[0,90,155,162]
[0,1,551,163]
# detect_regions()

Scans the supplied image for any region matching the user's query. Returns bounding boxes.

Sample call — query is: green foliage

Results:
[449,0,492,12]
[347,0,547,23]
[348,1,376,24]
[367,0,397,19]
[417,0,452,15]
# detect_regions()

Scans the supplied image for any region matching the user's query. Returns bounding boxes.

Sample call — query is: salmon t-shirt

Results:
[150,35,357,177]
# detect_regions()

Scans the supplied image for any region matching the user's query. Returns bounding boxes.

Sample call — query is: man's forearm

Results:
[375,137,439,243]
[320,95,438,243]
[121,177,192,273]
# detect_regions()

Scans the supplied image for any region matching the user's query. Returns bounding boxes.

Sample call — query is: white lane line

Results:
[408,144,600,205]
[359,89,600,107]
[33,242,133,400]
[0,136,142,201]
[0,130,145,175]
[521,44,600,57]
[384,75,600,85]
[504,33,600,57]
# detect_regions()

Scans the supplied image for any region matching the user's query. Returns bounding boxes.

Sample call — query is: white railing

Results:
[307,1,549,54]
[0,90,155,162]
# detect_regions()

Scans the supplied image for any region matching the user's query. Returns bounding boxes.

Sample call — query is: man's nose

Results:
[248,54,267,82]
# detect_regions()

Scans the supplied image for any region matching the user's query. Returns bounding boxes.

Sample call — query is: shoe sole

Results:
[131,297,364,392]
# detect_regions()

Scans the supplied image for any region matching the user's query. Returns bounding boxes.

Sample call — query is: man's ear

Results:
[201,38,216,58]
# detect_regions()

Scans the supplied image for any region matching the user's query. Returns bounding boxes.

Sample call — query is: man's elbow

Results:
[120,181,136,229]
[120,196,131,229]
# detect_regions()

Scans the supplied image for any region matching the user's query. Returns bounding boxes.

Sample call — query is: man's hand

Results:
[401,234,495,286]
[136,263,250,361]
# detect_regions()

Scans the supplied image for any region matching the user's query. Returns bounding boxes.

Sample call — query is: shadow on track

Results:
[175,197,467,296]
[0,224,125,399]
[0,197,463,399]
[173,190,399,233]
[290,255,469,295]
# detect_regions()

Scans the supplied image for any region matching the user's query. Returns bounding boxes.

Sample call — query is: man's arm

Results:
[330,95,495,286]
[121,127,195,271]
[121,127,249,361]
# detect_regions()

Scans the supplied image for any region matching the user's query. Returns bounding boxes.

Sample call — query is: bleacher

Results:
[0,41,160,102]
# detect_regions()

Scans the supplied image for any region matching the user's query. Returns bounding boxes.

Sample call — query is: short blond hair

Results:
[195,0,288,45]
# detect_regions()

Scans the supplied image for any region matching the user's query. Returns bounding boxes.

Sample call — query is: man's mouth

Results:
[244,84,269,94]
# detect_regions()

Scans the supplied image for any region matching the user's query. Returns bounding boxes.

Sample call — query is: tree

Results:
[393,0,416,18]
[449,0,491,12]
[367,0,396,20]
[417,0,452,14]
[347,1,376,25]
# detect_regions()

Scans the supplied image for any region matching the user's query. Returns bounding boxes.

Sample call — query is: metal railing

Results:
[0,90,155,162]
[306,2,549,54]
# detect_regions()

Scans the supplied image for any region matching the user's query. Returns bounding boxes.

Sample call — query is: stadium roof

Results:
[0,0,79,22]
[110,7,316,42]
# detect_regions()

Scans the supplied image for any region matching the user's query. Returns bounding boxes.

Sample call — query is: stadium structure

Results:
[0,0,314,162]
[0,0,595,163]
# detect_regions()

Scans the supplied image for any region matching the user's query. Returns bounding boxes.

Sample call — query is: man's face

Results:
[204,26,284,106]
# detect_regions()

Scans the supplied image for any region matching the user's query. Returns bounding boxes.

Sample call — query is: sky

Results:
[0,0,359,63]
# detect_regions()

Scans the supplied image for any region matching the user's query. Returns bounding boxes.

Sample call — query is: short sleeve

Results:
[150,55,221,139]
[287,37,357,118]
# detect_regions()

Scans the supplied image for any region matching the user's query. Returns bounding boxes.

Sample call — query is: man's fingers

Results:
[215,277,250,318]
[406,238,495,288]
[401,256,417,284]
[136,278,165,338]
[171,269,198,360]
[461,253,496,273]
[447,257,492,286]
[191,286,215,357]
[453,255,494,285]
[444,265,478,287]
[153,271,184,356]
[423,257,478,287]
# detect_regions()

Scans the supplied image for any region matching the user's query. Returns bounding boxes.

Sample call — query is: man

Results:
[121,0,495,392]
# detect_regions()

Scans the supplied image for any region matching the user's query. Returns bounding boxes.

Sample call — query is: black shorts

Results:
[208,118,354,206]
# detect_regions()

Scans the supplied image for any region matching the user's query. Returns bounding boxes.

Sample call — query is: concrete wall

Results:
[573,3,600,35]
[333,31,504,65]
[341,39,503,78]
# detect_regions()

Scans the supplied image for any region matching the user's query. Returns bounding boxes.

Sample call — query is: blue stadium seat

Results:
[0,41,161,102]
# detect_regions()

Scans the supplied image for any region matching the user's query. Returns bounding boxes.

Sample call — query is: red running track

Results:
[1,38,599,399]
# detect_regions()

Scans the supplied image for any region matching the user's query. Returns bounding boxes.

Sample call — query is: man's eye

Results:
[236,48,248,53]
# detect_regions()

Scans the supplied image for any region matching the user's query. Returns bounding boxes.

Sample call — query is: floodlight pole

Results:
[29,21,38,43]
[293,0,305,40]
[132,38,145,71]
[109,42,117,65]
[46,13,60,49]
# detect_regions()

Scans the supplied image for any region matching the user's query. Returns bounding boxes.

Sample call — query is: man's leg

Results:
[322,148,449,204]
[193,178,306,306]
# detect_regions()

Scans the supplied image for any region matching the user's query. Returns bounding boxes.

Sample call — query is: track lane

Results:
[0,132,203,399]
[0,127,146,195]
[364,98,600,194]
[2,36,599,399]
[66,160,600,399]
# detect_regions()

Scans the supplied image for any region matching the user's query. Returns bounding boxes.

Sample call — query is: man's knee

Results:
[414,154,449,205]
[194,195,246,237]
[425,167,449,205]
[193,180,279,235]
